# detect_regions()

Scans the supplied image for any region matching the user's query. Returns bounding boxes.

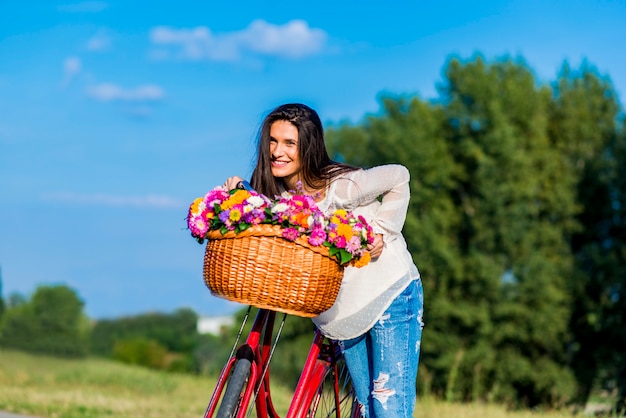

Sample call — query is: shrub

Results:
[112,337,167,369]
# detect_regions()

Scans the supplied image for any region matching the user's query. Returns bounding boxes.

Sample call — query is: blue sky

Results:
[1,0,625,319]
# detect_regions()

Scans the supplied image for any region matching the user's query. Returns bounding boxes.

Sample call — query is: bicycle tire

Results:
[302,357,359,418]
[216,358,252,418]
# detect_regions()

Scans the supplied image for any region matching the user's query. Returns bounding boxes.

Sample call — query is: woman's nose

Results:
[271,143,284,157]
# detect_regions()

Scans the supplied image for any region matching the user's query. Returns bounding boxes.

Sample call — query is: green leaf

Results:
[339,249,352,264]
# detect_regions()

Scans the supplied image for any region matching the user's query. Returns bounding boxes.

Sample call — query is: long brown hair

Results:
[250,103,357,197]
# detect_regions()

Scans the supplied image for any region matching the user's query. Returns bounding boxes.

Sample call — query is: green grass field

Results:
[0,348,610,418]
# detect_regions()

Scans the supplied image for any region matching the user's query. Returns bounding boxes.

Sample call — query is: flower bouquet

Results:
[187,184,375,317]
[187,185,374,267]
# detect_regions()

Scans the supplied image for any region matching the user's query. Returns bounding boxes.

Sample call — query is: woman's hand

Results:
[367,233,384,258]
[224,176,244,190]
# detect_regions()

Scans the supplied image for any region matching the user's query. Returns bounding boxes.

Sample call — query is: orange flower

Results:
[293,212,310,228]
[352,252,371,268]
[337,223,354,240]
[222,190,249,210]
[190,197,203,215]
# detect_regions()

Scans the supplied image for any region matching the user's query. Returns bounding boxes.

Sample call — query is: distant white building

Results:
[197,315,235,335]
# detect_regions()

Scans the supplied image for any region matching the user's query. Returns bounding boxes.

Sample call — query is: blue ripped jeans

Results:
[339,279,424,417]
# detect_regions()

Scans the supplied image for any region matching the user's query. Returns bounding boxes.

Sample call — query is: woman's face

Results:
[269,120,301,188]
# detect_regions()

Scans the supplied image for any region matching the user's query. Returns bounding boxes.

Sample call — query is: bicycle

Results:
[203,307,359,418]
[202,181,359,418]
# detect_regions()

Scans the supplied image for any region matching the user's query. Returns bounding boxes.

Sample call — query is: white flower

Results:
[206,199,221,208]
[247,195,265,208]
[271,203,289,213]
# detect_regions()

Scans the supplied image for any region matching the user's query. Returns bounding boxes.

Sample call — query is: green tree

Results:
[112,337,167,369]
[0,284,89,357]
[90,307,199,369]
[327,55,580,407]
[548,62,625,409]
[440,56,578,406]
[613,121,626,413]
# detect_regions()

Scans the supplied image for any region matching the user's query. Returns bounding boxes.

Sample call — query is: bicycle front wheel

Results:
[301,357,359,418]
[216,358,252,418]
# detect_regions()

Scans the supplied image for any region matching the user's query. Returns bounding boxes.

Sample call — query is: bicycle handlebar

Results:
[236,180,254,191]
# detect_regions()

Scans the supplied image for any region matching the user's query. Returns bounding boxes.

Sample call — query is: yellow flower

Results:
[334,209,348,218]
[229,209,242,222]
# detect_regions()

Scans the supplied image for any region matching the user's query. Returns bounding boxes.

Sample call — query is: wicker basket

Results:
[203,224,344,318]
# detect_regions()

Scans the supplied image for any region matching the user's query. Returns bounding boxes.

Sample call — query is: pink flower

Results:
[345,235,362,254]
[188,215,208,237]
[333,235,347,249]
[282,227,300,241]
[205,188,229,206]
[308,227,327,246]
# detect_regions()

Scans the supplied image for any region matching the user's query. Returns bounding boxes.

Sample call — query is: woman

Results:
[224,103,423,417]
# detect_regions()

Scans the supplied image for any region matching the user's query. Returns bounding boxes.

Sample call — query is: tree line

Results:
[0,54,624,412]
[324,54,625,411]
[0,282,202,369]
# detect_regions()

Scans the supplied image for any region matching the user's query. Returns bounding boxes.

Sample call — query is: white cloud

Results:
[150,26,234,61]
[86,31,111,51]
[150,19,327,61]
[86,83,165,102]
[58,1,108,12]
[42,192,184,209]
[63,56,82,86]
[241,20,327,58]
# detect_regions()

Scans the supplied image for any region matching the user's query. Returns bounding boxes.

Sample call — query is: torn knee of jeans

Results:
[371,372,396,409]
